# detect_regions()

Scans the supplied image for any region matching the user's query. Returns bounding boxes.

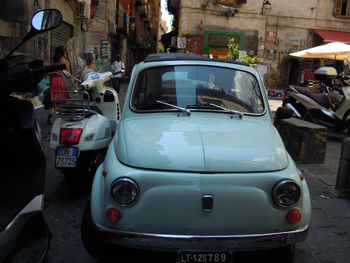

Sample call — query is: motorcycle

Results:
[0,9,63,262]
[283,66,350,134]
[49,68,121,185]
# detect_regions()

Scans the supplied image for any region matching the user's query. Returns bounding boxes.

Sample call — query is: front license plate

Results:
[177,251,232,263]
[56,146,78,168]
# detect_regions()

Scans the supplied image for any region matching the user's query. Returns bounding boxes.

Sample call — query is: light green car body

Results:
[89,57,311,252]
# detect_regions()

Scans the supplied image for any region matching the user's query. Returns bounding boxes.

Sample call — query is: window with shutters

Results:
[334,0,350,18]
[50,22,73,59]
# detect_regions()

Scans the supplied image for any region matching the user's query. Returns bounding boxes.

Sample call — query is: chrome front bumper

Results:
[95,224,309,252]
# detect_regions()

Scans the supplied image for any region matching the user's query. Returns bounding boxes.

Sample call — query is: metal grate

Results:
[105,127,112,138]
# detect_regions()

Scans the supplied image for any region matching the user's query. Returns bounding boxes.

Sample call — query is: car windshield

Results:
[131,65,264,114]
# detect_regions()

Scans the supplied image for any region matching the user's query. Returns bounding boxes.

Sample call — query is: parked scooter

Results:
[283,66,350,134]
[49,70,121,184]
[0,9,63,262]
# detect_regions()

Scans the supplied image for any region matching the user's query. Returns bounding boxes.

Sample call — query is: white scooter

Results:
[49,71,121,184]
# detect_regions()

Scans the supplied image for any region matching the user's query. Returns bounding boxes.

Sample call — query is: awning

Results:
[313,29,350,44]
[290,42,350,61]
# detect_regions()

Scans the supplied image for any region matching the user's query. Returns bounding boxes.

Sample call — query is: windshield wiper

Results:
[156,100,191,115]
[209,103,243,119]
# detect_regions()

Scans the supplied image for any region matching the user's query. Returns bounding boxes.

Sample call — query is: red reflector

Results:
[106,208,121,223]
[300,173,305,181]
[287,209,301,224]
[59,128,83,145]
[102,169,108,177]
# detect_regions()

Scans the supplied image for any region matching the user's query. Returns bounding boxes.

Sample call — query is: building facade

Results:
[0,0,160,76]
[166,0,350,89]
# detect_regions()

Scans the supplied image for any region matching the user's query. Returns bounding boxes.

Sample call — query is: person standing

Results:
[111,54,124,93]
[81,55,97,81]
[47,46,71,125]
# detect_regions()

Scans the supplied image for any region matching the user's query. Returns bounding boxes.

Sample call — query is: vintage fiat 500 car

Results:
[81,53,311,263]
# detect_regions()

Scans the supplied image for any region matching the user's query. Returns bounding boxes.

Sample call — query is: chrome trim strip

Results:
[96,224,308,240]
[285,103,302,118]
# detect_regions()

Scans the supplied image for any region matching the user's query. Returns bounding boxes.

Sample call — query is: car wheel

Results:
[81,201,113,259]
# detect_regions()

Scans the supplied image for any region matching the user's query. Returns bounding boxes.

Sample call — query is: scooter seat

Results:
[294,86,332,109]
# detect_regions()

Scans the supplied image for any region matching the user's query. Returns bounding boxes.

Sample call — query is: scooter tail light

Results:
[59,128,83,145]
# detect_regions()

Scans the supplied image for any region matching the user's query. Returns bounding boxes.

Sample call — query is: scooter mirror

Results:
[32,9,63,31]
[4,9,63,60]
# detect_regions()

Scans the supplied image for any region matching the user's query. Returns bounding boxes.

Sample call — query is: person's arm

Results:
[65,60,71,73]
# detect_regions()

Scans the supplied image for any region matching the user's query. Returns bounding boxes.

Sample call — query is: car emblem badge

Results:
[202,195,214,212]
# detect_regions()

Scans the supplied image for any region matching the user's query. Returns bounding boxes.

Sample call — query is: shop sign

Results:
[286,35,301,46]
[208,33,240,46]
[266,31,277,43]
[177,37,186,49]
[101,40,110,58]
[266,49,276,60]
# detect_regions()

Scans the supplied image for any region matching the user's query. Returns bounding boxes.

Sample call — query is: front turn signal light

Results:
[106,208,121,223]
[287,209,301,224]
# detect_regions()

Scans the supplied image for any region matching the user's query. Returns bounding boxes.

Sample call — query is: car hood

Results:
[115,115,288,172]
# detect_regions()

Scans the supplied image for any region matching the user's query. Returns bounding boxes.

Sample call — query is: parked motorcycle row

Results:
[49,71,121,186]
[0,9,121,262]
[283,66,350,134]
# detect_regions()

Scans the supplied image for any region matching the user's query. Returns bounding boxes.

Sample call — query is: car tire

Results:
[81,201,113,259]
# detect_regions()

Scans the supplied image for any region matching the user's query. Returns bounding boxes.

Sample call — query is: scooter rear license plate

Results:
[56,146,78,168]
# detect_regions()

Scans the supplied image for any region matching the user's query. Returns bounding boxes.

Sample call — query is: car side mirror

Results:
[275,106,293,121]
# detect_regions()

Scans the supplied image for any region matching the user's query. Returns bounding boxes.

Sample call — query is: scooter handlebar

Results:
[32,63,66,75]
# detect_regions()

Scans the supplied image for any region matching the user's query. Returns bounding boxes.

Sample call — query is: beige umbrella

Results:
[290,42,350,61]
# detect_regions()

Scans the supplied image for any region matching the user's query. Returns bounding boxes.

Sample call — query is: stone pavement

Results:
[295,137,350,263]
[268,98,350,262]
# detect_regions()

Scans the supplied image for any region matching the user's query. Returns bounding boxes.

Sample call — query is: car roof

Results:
[144,53,249,67]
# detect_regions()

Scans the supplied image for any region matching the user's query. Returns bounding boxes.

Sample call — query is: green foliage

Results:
[239,54,262,65]
[227,38,239,60]
[226,38,262,66]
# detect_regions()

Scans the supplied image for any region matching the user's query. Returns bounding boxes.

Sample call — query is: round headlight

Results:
[272,179,301,207]
[111,177,139,206]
